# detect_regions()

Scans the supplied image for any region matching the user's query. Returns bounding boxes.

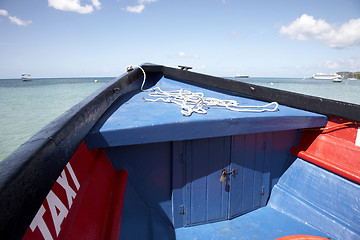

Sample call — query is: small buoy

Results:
[94,79,98,83]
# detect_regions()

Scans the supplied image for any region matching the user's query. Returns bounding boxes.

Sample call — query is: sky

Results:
[0,0,359,78]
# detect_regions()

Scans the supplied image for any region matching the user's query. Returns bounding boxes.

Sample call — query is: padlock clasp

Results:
[219,168,237,182]
[220,169,227,182]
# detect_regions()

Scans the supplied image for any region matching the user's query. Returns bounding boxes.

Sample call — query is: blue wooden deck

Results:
[83,75,358,240]
[175,158,360,240]
[86,76,327,149]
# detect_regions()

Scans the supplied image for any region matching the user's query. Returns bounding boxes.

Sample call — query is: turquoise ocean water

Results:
[0,77,112,161]
[1,76,360,161]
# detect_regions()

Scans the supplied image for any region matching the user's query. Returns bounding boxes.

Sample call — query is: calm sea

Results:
[1,76,360,161]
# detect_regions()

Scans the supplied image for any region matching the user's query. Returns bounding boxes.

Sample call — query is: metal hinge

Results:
[260,186,265,195]
[179,205,185,215]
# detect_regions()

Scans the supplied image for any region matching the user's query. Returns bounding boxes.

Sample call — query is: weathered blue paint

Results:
[172,130,300,229]
[183,137,231,226]
[85,77,327,149]
[175,159,360,239]
[1,64,358,240]
[104,142,175,240]
[175,206,327,240]
[80,67,358,239]
[269,159,360,240]
[103,129,301,239]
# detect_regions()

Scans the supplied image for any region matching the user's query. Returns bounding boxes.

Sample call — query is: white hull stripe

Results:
[356,127,360,147]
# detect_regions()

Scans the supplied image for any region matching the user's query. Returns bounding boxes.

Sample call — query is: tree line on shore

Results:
[337,72,360,79]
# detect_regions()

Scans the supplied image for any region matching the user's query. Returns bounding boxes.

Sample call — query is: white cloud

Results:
[124,0,157,13]
[48,0,102,14]
[1,9,32,26]
[8,16,32,26]
[139,0,157,3]
[0,9,9,16]
[280,14,360,49]
[178,52,186,57]
[125,4,145,13]
[323,57,360,71]
[280,14,332,41]
[178,52,199,59]
[91,0,101,10]
[323,60,339,70]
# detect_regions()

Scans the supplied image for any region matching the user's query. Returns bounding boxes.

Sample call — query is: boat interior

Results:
[2,66,360,240]
[80,72,359,239]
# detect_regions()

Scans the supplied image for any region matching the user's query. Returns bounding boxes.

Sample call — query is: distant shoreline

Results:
[337,71,360,79]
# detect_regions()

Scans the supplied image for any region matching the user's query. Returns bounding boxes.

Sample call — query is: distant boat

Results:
[333,77,342,83]
[312,73,341,80]
[21,74,32,81]
[235,74,249,78]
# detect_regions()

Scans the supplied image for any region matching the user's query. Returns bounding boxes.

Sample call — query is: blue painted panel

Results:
[268,159,360,240]
[253,133,266,208]
[175,207,327,240]
[172,137,231,227]
[172,141,186,228]
[269,130,300,188]
[189,139,208,225]
[176,159,360,239]
[172,130,300,228]
[104,142,174,239]
[242,134,256,212]
[229,130,299,218]
[118,183,152,239]
[86,77,327,149]
[230,134,265,218]
[262,133,272,206]
[119,182,175,240]
[206,137,229,222]
[186,137,231,226]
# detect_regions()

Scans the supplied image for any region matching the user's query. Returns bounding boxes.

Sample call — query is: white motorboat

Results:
[21,74,32,81]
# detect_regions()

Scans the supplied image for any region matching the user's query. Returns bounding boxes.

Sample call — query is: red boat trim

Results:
[297,150,360,184]
[291,116,360,184]
[23,142,128,240]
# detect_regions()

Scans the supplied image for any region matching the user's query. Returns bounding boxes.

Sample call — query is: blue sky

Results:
[0,0,359,78]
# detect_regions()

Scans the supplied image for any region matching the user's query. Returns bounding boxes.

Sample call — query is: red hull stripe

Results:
[297,150,360,184]
[291,116,360,184]
[23,142,128,240]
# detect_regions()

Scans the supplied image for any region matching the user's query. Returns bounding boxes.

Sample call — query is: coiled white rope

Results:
[126,65,279,116]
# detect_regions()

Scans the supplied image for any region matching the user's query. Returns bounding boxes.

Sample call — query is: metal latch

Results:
[219,168,237,182]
